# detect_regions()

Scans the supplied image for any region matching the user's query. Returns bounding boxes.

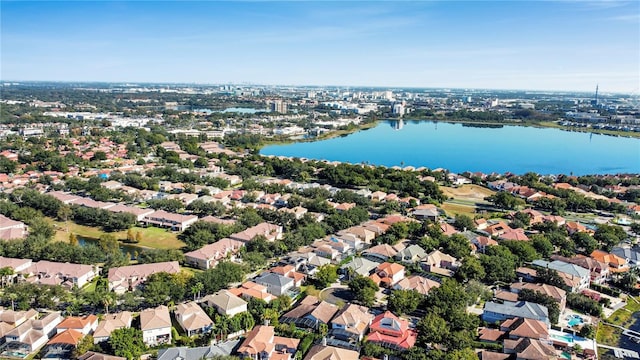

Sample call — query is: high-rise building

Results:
[271,100,287,113]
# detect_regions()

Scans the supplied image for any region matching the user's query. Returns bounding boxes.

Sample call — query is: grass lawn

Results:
[441,184,495,202]
[441,202,477,217]
[596,296,640,346]
[51,219,185,250]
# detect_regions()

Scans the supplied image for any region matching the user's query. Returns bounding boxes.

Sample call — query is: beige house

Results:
[140,306,172,346]
[108,261,180,294]
[204,290,248,317]
[330,304,374,341]
[93,312,132,344]
[237,325,299,360]
[303,345,359,360]
[174,302,214,337]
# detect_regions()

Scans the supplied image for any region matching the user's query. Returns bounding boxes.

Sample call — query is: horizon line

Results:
[2,79,632,96]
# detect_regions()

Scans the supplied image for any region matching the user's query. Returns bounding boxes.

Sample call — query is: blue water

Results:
[260,120,640,175]
[568,317,583,326]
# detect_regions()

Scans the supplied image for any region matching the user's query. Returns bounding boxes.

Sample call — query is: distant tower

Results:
[591,84,599,106]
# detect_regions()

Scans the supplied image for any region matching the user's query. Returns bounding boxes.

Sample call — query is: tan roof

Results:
[140,305,171,331]
[93,312,132,338]
[108,261,180,283]
[0,322,14,337]
[32,312,62,330]
[230,222,282,242]
[204,290,248,312]
[78,351,127,360]
[184,238,244,261]
[24,260,94,279]
[175,302,213,331]
[0,214,26,230]
[331,304,374,336]
[510,283,566,303]
[394,275,440,295]
[364,244,399,258]
[304,345,359,360]
[478,327,505,342]
[0,309,38,324]
[238,325,276,355]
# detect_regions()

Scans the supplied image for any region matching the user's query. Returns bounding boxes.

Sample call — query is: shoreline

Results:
[260,118,639,152]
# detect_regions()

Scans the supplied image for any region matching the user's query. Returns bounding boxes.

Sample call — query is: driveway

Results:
[320,284,354,305]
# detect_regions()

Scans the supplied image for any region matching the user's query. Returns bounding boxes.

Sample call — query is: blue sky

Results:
[2,1,639,92]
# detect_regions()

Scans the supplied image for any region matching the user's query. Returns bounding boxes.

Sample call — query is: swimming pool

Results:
[568,317,584,326]
[551,333,574,343]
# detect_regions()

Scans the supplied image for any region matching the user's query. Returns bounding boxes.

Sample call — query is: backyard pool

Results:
[551,333,574,343]
[567,315,584,327]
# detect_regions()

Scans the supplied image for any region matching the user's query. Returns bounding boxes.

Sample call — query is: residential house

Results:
[422,250,459,276]
[340,257,379,279]
[394,245,427,263]
[93,312,132,344]
[565,221,590,235]
[551,255,609,284]
[510,282,567,312]
[366,311,417,351]
[229,282,275,303]
[269,265,306,287]
[4,317,51,355]
[105,204,155,222]
[516,267,538,283]
[56,315,98,335]
[503,337,557,360]
[280,296,339,330]
[411,204,439,221]
[482,301,550,325]
[531,260,590,291]
[303,345,359,360]
[184,238,245,270]
[393,275,440,296]
[499,228,529,242]
[156,340,241,360]
[78,352,126,360]
[230,223,283,243]
[439,222,458,236]
[500,317,549,341]
[204,290,248,317]
[471,235,498,254]
[140,306,172,347]
[0,214,27,240]
[108,261,180,294]
[370,262,405,287]
[486,222,513,237]
[142,210,198,231]
[330,304,374,341]
[237,325,299,360]
[590,250,629,274]
[45,329,84,359]
[339,226,376,244]
[363,244,401,262]
[612,246,640,267]
[254,272,295,296]
[21,260,98,289]
[0,309,38,327]
[175,302,214,337]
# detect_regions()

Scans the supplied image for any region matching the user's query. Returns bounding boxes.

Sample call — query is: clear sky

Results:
[2,1,639,93]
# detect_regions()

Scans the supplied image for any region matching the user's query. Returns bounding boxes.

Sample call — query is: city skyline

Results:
[2,1,639,93]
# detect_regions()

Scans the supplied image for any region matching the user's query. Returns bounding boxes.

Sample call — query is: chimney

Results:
[322,337,327,346]
[264,319,270,326]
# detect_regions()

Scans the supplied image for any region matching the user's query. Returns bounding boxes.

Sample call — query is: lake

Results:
[77,236,144,259]
[260,120,640,175]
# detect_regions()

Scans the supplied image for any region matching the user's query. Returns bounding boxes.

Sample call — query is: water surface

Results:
[261,120,640,175]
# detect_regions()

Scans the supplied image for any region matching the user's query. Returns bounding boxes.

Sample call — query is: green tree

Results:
[348,275,378,307]
[109,328,146,360]
[453,215,475,231]
[98,233,120,253]
[417,312,449,346]
[485,192,524,210]
[72,334,95,358]
[579,324,596,338]
[388,289,423,315]
[456,256,485,283]
[315,265,338,288]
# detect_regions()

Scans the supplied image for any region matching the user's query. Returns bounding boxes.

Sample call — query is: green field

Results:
[51,219,186,250]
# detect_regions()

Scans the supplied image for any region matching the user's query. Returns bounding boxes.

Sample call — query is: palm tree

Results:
[191,282,204,301]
